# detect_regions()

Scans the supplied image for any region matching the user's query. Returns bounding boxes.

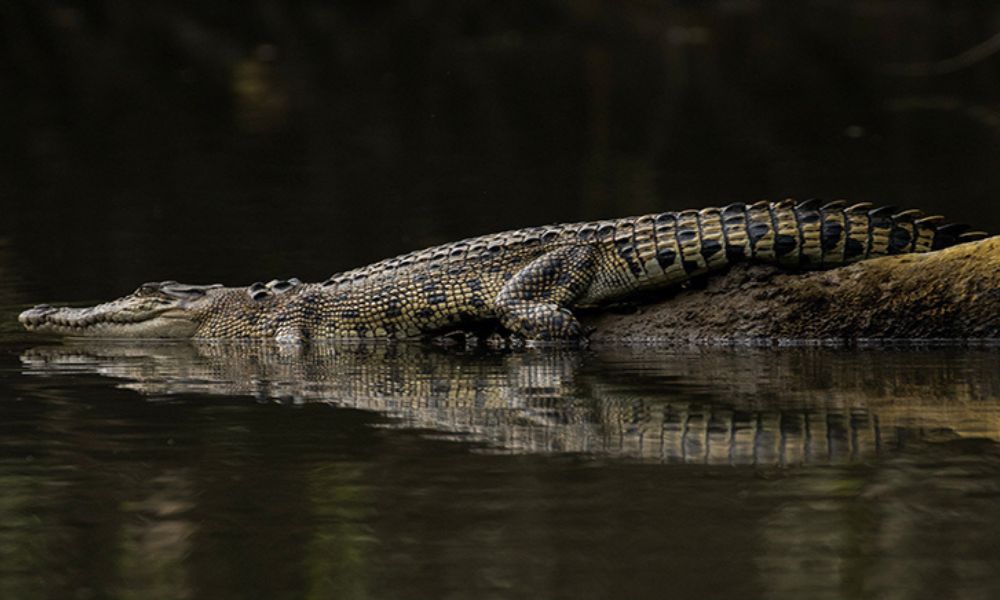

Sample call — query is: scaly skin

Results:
[18,200,988,341]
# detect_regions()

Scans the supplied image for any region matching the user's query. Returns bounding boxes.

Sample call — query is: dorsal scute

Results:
[868,205,897,219]
[721,202,746,216]
[892,208,924,221]
[795,198,822,211]
[248,278,301,300]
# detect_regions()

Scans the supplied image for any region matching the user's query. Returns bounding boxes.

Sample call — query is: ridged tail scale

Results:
[633,199,987,284]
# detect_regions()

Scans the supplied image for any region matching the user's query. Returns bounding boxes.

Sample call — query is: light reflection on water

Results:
[2,341,1000,598]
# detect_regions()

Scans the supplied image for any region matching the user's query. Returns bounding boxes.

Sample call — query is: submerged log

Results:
[585,237,1000,343]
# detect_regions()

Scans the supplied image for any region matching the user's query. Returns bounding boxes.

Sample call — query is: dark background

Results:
[3,6,1000,598]
[3,0,1000,302]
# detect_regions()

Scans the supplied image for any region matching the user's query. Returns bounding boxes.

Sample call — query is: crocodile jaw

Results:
[18,281,220,339]
[19,305,201,338]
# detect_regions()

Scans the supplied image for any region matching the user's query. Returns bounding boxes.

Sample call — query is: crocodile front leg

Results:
[493,245,596,342]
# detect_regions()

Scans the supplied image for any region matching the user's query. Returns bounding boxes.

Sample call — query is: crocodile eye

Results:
[136,283,160,296]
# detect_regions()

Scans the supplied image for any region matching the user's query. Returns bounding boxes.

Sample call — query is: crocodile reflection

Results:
[20,343,1000,464]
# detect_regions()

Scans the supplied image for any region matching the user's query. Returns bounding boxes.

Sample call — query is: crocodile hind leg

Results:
[493,245,596,343]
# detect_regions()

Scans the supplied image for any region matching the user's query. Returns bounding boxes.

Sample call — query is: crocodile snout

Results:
[18,305,57,329]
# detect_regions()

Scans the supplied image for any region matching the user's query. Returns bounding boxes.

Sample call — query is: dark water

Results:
[4,2,1000,599]
[2,339,1000,600]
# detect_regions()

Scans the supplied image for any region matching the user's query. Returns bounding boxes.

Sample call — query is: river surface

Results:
[4,2,1000,599]
[2,328,1000,599]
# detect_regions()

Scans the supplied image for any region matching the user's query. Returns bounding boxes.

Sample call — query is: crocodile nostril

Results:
[19,309,40,325]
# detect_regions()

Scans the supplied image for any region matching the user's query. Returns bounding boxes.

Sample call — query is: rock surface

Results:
[585,237,1000,343]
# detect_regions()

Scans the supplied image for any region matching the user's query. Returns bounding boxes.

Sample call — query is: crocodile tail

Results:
[721,199,989,268]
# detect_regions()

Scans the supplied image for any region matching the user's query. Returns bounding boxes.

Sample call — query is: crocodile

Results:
[18,199,988,341]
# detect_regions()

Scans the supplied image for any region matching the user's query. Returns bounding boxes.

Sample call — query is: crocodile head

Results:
[19,281,224,338]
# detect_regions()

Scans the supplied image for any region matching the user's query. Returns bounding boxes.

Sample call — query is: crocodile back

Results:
[316,199,987,320]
